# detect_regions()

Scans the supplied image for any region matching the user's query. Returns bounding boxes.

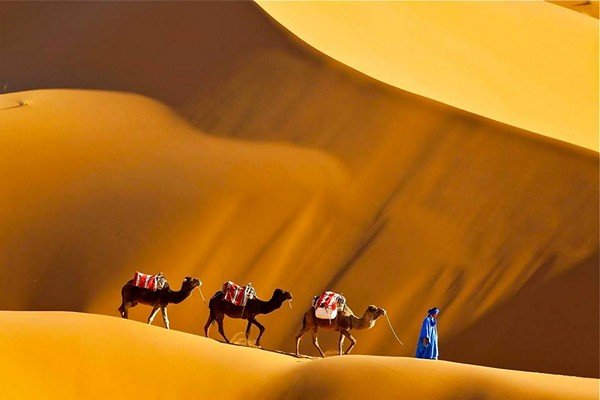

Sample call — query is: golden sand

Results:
[0,312,597,400]
[1,89,597,378]
[0,2,598,397]
[257,1,599,151]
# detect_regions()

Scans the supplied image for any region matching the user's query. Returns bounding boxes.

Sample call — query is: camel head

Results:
[182,276,202,291]
[366,305,386,321]
[272,288,293,303]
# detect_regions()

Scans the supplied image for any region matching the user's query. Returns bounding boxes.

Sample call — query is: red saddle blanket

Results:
[313,291,342,309]
[132,271,163,291]
[222,281,255,306]
[313,291,346,320]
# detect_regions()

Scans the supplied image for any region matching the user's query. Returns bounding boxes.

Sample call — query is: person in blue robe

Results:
[415,307,440,359]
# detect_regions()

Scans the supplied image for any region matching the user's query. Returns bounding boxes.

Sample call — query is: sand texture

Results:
[0,1,598,398]
[0,312,597,400]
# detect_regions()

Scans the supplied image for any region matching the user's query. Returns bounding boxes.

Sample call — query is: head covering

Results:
[428,307,440,315]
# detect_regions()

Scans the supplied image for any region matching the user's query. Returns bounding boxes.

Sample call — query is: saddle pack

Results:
[312,291,346,320]
[132,271,168,291]
[222,281,256,307]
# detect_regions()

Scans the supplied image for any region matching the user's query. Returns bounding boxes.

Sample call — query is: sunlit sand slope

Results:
[0,89,348,335]
[257,1,599,150]
[2,1,597,150]
[0,312,597,400]
[1,89,597,378]
[1,2,598,377]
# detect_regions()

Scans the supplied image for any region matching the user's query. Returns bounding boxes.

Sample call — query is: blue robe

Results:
[415,316,438,359]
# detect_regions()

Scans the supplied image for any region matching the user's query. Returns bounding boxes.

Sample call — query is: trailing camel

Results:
[204,288,292,347]
[295,304,386,357]
[118,276,202,329]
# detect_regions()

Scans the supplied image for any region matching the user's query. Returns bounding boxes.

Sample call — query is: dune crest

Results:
[0,312,597,400]
[1,88,597,377]
[0,1,598,379]
[257,1,599,151]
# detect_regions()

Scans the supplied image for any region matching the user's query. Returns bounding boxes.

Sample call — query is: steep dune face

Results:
[179,26,598,376]
[0,2,598,377]
[257,1,599,151]
[0,2,302,108]
[0,90,348,321]
[0,312,597,400]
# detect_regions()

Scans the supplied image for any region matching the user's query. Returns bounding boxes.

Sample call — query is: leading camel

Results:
[204,288,292,347]
[118,276,201,329]
[295,304,386,357]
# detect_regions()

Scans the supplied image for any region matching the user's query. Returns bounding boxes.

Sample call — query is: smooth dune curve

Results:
[1,88,597,378]
[0,312,597,400]
[0,1,598,379]
[257,1,599,151]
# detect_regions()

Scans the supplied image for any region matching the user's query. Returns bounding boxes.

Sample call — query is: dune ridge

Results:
[0,1,598,380]
[256,1,599,151]
[1,89,597,378]
[0,311,597,400]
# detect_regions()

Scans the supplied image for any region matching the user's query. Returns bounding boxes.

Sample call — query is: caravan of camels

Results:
[119,272,389,357]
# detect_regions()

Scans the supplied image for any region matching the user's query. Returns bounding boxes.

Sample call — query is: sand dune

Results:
[1,88,597,378]
[0,312,597,400]
[257,1,599,151]
[0,0,598,383]
[550,1,600,18]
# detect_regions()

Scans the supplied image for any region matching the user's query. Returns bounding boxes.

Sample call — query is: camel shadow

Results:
[215,339,316,360]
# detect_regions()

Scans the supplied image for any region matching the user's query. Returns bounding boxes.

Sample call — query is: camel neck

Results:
[352,313,375,330]
[257,296,284,314]
[169,286,193,304]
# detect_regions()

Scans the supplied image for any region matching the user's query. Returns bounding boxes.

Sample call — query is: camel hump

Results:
[132,271,168,291]
[313,291,347,320]
[222,281,256,306]
[312,291,346,310]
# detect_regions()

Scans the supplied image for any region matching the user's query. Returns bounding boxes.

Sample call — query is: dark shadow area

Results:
[442,251,599,378]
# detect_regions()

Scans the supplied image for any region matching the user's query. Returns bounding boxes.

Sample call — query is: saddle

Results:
[222,281,256,307]
[312,291,346,320]
[132,271,168,291]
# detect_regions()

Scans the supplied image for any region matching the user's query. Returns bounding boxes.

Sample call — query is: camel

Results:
[295,304,386,357]
[118,276,201,329]
[204,288,292,347]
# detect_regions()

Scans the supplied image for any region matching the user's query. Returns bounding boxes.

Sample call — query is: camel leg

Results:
[215,315,230,343]
[245,320,252,346]
[160,307,170,329]
[295,328,309,357]
[338,332,346,356]
[342,330,357,355]
[118,302,129,319]
[204,311,215,338]
[311,329,325,358]
[250,318,266,348]
[295,319,310,357]
[147,306,160,325]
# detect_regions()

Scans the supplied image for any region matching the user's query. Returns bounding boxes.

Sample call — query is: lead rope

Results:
[385,313,404,346]
[198,286,209,308]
